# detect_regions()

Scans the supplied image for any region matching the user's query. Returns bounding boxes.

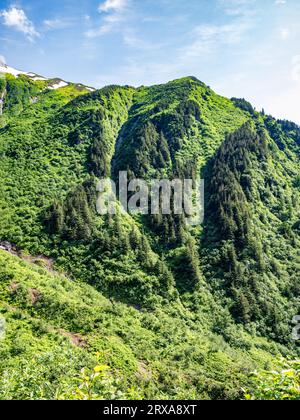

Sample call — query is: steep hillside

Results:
[204,120,300,342]
[0,249,286,400]
[0,71,299,399]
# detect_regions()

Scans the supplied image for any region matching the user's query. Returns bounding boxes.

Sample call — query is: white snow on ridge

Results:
[0,63,27,77]
[48,80,68,90]
[26,72,48,81]
[0,64,48,81]
[0,62,96,92]
[0,63,69,89]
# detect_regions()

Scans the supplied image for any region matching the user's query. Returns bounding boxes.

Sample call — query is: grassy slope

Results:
[0,249,286,400]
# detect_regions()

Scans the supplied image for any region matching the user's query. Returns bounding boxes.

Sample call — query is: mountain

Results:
[0,68,299,400]
[0,61,95,93]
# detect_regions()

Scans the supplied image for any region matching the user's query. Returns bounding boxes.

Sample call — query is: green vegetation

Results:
[246,360,300,400]
[0,250,287,400]
[0,73,299,400]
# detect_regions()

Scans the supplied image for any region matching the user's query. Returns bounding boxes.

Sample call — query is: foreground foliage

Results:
[246,360,300,400]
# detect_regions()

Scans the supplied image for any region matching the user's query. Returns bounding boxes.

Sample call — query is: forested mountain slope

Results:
[0,248,287,400]
[0,72,299,399]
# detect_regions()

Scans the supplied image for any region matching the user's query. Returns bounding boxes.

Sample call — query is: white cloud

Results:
[122,27,167,50]
[86,0,130,38]
[86,14,124,37]
[183,22,252,58]
[44,18,74,30]
[98,0,128,13]
[0,7,39,41]
[0,54,6,65]
[219,0,257,17]
[275,0,287,5]
[196,23,249,43]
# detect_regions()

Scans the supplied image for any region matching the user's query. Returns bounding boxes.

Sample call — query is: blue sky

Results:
[0,0,300,123]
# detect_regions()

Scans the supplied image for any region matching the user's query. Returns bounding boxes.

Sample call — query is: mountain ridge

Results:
[0,61,96,92]
[0,69,299,400]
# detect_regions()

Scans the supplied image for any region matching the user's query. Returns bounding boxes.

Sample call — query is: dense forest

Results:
[0,73,299,400]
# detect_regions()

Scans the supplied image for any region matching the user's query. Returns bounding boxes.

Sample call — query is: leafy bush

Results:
[246,360,300,400]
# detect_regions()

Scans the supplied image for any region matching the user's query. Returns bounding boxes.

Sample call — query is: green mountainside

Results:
[0,73,299,400]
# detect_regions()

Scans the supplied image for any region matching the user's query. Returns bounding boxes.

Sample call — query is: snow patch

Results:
[0,64,47,81]
[48,80,68,90]
[0,63,27,77]
[0,62,95,92]
[26,72,48,81]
